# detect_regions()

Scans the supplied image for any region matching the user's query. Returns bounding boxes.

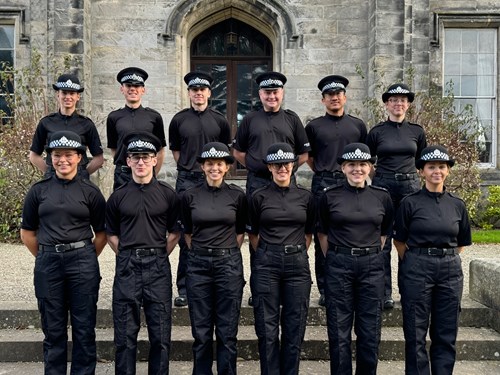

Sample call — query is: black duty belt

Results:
[315,171,343,178]
[117,165,131,173]
[190,247,239,257]
[178,170,204,178]
[39,239,92,253]
[375,172,417,181]
[260,243,306,254]
[332,246,380,256]
[126,248,166,257]
[409,247,458,256]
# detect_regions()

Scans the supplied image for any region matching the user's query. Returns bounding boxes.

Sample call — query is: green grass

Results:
[472,229,500,244]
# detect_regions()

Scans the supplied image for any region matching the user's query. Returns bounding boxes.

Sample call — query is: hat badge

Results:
[136,140,146,147]
[65,79,73,86]
[209,147,217,153]
[277,149,284,156]
[354,148,362,156]
[59,136,69,144]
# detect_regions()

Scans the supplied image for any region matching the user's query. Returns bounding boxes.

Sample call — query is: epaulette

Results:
[209,108,226,117]
[407,121,424,129]
[32,175,52,186]
[324,184,343,193]
[447,191,466,202]
[76,113,92,121]
[399,190,420,204]
[227,183,245,194]
[284,108,299,117]
[144,107,161,115]
[370,121,386,130]
[177,108,190,114]
[369,185,389,193]
[158,179,176,192]
[80,178,101,192]
[41,112,58,120]
[347,113,363,121]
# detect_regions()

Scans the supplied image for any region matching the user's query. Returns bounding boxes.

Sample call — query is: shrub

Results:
[475,185,500,229]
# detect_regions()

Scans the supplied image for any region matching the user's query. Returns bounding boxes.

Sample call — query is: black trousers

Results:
[371,174,420,299]
[175,171,205,297]
[399,250,463,375]
[34,244,100,375]
[324,249,384,375]
[310,173,344,295]
[186,249,245,375]
[112,250,172,375]
[250,245,311,375]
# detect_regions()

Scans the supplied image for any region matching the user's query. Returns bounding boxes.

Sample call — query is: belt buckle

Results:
[394,173,403,180]
[284,245,295,254]
[55,244,66,253]
[351,247,363,256]
[135,248,148,257]
[427,247,441,256]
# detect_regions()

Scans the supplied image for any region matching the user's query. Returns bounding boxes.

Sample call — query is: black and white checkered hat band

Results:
[201,147,230,159]
[266,149,295,163]
[49,136,82,149]
[188,78,211,86]
[120,74,145,83]
[127,140,156,152]
[387,86,410,94]
[260,79,283,88]
[54,80,81,91]
[420,149,450,161]
[341,148,372,160]
[322,82,345,92]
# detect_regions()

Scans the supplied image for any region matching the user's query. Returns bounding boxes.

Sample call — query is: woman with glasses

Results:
[366,83,427,310]
[181,142,247,374]
[20,130,106,374]
[247,143,315,375]
[393,146,471,375]
[317,143,393,375]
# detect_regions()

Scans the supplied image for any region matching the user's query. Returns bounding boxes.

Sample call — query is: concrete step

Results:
[0,297,492,329]
[1,325,500,362]
[1,361,500,375]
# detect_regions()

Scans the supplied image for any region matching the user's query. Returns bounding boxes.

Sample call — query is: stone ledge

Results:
[470,258,500,332]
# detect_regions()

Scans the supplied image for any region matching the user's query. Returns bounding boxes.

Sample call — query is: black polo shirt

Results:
[248,181,315,245]
[305,113,367,173]
[106,178,180,250]
[106,105,167,165]
[393,187,472,248]
[21,175,106,245]
[181,181,247,248]
[30,111,103,168]
[366,119,427,174]
[233,108,311,174]
[317,181,393,248]
[168,107,231,171]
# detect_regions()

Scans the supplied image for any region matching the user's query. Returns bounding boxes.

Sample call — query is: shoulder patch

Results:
[369,185,388,193]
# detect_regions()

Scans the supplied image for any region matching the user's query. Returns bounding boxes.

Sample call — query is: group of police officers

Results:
[20,67,471,375]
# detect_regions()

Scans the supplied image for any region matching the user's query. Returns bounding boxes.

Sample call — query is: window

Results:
[0,23,15,124]
[444,28,497,166]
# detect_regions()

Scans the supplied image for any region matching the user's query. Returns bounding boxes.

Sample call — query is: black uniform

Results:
[30,111,103,178]
[366,119,427,301]
[393,187,471,375]
[106,178,179,375]
[233,108,311,197]
[318,182,393,375]
[106,105,166,189]
[181,181,247,374]
[168,107,232,299]
[248,181,315,375]
[21,175,106,375]
[305,113,367,296]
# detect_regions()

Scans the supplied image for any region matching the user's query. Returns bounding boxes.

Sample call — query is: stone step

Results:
[0,297,492,329]
[1,326,500,362]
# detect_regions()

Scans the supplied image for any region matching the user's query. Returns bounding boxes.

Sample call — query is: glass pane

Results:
[461,30,478,53]
[478,30,496,53]
[444,53,461,75]
[444,29,461,52]
[461,76,477,96]
[0,26,14,49]
[461,53,477,75]
[0,50,13,66]
[477,76,494,96]
[478,54,495,75]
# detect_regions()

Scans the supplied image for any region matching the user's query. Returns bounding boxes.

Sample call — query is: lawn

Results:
[472,229,500,244]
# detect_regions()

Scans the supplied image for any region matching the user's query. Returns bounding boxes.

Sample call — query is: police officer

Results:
[366,83,427,309]
[21,130,106,374]
[106,132,180,375]
[393,146,471,375]
[169,71,231,307]
[247,143,315,375]
[233,71,311,305]
[181,142,247,374]
[29,74,104,178]
[305,75,368,306]
[106,67,167,190]
[317,143,393,375]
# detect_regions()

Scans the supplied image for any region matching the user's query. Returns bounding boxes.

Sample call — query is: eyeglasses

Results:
[270,162,293,170]
[128,154,155,164]
[388,98,409,104]
[51,151,78,161]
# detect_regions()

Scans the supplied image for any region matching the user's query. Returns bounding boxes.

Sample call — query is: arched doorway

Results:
[190,18,273,177]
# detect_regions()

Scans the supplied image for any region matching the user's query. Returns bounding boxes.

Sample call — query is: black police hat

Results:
[317,75,349,94]
[52,74,84,93]
[416,145,455,169]
[264,143,298,164]
[184,72,213,89]
[45,130,86,154]
[196,142,234,164]
[256,71,287,89]
[382,83,415,103]
[124,132,161,154]
[337,143,376,164]
[116,67,148,86]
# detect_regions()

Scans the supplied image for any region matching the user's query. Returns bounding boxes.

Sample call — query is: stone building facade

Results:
[1,0,499,187]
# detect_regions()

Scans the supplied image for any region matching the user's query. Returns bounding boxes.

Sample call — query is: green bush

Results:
[475,186,500,229]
